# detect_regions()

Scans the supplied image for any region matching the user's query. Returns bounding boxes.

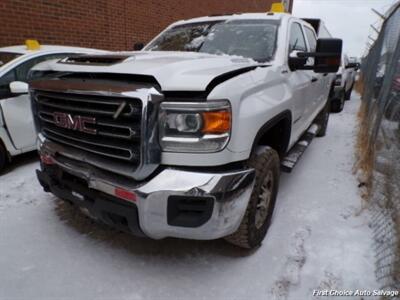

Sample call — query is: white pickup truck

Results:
[331,54,358,112]
[31,12,341,249]
[0,43,105,172]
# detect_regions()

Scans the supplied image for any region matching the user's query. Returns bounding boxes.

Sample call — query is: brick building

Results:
[0,0,292,51]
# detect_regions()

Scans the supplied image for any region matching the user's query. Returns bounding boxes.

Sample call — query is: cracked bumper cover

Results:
[37,137,255,240]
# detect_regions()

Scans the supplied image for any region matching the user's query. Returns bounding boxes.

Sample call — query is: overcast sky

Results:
[293,0,397,57]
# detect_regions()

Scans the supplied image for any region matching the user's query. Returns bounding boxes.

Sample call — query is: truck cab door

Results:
[303,25,327,120]
[286,22,313,144]
[0,66,36,150]
[0,93,35,150]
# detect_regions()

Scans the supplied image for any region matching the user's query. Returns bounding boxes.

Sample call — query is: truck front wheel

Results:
[225,147,280,249]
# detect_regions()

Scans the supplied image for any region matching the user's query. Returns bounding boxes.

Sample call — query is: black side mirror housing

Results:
[313,38,342,73]
[289,38,343,73]
[346,62,358,69]
[134,43,144,51]
[288,51,308,71]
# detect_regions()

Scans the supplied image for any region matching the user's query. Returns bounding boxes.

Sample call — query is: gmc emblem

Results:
[53,112,97,135]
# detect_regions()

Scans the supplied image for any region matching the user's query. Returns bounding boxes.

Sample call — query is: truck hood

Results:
[34,51,263,91]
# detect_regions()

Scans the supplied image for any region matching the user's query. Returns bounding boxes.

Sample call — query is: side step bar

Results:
[281,124,320,173]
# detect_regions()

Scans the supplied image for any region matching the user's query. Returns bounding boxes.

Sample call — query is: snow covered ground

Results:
[0,94,378,300]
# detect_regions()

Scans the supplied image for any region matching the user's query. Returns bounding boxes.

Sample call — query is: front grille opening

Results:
[36,91,141,117]
[34,89,143,167]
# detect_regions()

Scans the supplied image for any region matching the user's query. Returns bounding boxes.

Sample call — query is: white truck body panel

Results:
[31,14,333,166]
[31,13,341,242]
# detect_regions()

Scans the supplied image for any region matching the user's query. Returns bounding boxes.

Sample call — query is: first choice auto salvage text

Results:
[313,289,399,297]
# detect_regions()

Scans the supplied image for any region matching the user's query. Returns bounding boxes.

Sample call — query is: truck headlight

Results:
[159,100,231,152]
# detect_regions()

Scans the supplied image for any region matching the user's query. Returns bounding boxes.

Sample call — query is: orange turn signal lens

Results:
[202,110,231,134]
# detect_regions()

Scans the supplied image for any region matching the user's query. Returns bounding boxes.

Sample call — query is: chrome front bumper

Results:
[37,135,255,240]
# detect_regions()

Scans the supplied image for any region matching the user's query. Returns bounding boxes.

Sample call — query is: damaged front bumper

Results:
[37,136,255,240]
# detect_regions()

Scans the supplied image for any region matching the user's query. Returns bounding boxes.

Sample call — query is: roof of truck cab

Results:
[0,45,105,55]
[173,12,290,26]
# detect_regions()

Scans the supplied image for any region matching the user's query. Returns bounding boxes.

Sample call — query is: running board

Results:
[281,124,320,173]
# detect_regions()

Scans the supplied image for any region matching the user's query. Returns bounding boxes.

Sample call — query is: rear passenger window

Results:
[289,23,307,52]
[304,27,317,52]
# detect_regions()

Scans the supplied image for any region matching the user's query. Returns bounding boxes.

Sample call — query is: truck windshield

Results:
[0,52,22,67]
[145,19,279,62]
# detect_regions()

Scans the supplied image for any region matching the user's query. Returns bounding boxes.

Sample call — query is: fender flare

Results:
[251,110,292,157]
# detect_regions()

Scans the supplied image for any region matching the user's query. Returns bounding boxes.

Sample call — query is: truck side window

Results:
[289,23,307,52]
[304,27,317,52]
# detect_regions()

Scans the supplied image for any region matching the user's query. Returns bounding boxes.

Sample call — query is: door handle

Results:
[311,77,318,83]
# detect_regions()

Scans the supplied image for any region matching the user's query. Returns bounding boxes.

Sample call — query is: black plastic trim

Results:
[252,110,292,157]
[37,166,146,237]
[167,195,214,228]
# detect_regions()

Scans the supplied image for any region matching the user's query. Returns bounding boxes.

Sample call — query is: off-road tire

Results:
[0,142,7,174]
[331,90,345,113]
[315,100,331,137]
[224,147,280,249]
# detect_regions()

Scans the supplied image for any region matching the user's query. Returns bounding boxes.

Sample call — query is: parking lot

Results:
[0,94,378,300]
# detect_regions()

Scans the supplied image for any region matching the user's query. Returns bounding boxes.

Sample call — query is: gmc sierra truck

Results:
[30,12,342,249]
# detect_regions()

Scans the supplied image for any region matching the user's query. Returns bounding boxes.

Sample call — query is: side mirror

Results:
[133,43,144,51]
[346,62,358,69]
[288,50,308,71]
[292,38,342,73]
[9,81,29,94]
[313,38,342,73]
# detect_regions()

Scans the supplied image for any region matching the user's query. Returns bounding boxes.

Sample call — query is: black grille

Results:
[34,90,143,167]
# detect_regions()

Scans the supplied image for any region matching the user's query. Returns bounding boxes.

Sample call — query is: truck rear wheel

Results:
[331,90,345,113]
[345,84,354,100]
[225,147,280,249]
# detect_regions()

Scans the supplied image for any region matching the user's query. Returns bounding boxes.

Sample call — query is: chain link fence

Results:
[357,2,400,293]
